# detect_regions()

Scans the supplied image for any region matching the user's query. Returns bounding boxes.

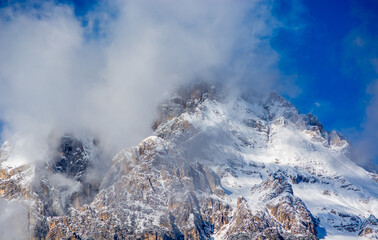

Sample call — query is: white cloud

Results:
[0,0,284,163]
[354,80,378,171]
[0,199,29,240]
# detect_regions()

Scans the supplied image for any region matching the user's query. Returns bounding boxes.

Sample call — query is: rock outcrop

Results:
[0,84,377,239]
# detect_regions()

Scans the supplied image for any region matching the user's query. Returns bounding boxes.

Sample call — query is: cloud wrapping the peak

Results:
[0,199,29,240]
[354,80,378,171]
[0,0,282,163]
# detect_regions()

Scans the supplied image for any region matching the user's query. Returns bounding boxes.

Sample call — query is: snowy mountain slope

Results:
[152,85,377,239]
[0,135,103,239]
[0,84,377,239]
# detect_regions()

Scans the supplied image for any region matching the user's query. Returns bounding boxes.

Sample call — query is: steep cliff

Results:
[1,84,377,239]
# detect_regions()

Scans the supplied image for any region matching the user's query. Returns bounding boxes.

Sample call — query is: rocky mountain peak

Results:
[262,91,300,122]
[264,91,293,108]
[0,85,377,240]
[51,135,90,182]
[153,82,219,130]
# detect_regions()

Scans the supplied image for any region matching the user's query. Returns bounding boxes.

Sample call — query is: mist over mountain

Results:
[0,0,285,164]
[0,0,377,240]
[1,84,377,239]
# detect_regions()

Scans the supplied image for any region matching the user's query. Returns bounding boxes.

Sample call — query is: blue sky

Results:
[0,0,377,168]
[271,0,378,169]
[272,0,377,131]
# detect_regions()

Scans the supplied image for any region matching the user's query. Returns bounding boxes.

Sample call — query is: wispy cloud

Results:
[0,199,28,240]
[0,0,284,163]
[354,80,378,172]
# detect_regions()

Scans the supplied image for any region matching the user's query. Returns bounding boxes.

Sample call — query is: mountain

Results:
[0,83,377,240]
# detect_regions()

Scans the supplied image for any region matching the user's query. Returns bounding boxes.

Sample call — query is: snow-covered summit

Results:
[152,84,377,239]
[0,84,377,239]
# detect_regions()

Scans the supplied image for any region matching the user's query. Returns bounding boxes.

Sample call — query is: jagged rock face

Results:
[0,135,101,239]
[1,84,377,239]
[153,82,218,131]
[51,136,90,181]
[359,215,378,238]
[0,164,31,199]
[35,136,100,217]
[255,174,316,236]
[224,174,317,240]
[46,136,233,239]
